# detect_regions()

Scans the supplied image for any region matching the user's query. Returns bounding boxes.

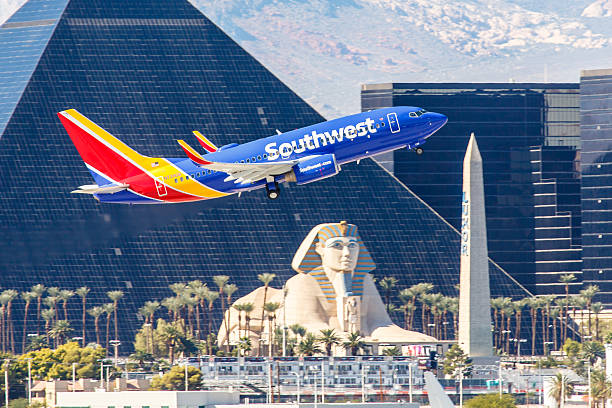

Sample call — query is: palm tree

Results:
[448,297,459,339]
[189,281,207,339]
[502,301,514,354]
[416,283,434,333]
[75,287,90,345]
[290,324,306,342]
[169,282,187,296]
[87,306,104,346]
[590,369,612,408]
[257,273,276,355]
[580,285,599,337]
[102,303,114,351]
[318,329,340,356]
[527,297,541,356]
[47,287,60,297]
[399,285,422,330]
[419,293,433,336]
[592,302,603,341]
[343,331,366,356]
[0,292,10,352]
[49,320,74,346]
[41,308,55,346]
[575,295,588,338]
[58,289,74,321]
[141,301,160,354]
[378,276,398,313]
[548,373,574,407]
[243,302,255,339]
[3,289,18,353]
[263,302,281,356]
[223,283,238,351]
[550,307,560,351]
[490,297,502,350]
[559,273,576,342]
[43,296,60,322]
[582,341,605,365]
[107,290,124,343]
[20,291,36,353]
[30,284,45,335]
[298,333,321,356]
[540,296,556,351]
[382,346,402,356]
[513,298,527,354]
[233,304,247,339]
[161,325,181,364]
[203,290,219,342]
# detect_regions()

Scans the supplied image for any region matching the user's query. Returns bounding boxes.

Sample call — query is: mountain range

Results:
[2,0,611,117]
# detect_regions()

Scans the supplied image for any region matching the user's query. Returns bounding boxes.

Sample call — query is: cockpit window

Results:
[409,112,417,118]
[411,109,428,117]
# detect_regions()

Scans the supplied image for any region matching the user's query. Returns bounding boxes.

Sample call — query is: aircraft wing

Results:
[71,184,129,194]
[176,139,297,184]
[202,161,297,184]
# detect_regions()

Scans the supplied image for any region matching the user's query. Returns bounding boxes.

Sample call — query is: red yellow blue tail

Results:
[58,109,229,203]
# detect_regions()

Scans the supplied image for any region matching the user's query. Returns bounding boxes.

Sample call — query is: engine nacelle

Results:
[285,154,340,185]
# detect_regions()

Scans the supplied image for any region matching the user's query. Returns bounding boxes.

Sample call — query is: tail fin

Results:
[58,109,154,184]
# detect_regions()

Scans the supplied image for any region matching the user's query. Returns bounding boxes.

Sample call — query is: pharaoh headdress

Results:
[291,222,375,301]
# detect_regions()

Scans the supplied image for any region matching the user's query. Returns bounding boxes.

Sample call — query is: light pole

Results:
[361,363,366,403]
[184,364,189,391]
[109,339,121,367]
[4,359,9,408]
[72,362,77,392]
[517,339,527,358]
[458,363,463,408]
[321,360,325,404]
[289,371,300,404]
[498,363,503,398]
[408,361,413,404]
[588,361,591,408]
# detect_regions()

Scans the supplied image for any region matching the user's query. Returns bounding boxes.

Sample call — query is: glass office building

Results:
[581,69,612,302]
[362,84,582,295]
[0,0,538,351]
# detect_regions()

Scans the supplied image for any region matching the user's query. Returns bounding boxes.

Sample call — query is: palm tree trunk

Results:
[541,309,547,352]
[22,301,30,354]
[113,301,119,341]
[553,318,558,350]
[94,316,100,346]
[105,315,111,352]
[259,286,269,356]
[195,303,201,340]
[81,298,87,345]
[36,297,42,335]
[531,308,537,356]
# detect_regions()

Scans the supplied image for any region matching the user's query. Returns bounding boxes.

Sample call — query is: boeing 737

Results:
[57,107,447,203]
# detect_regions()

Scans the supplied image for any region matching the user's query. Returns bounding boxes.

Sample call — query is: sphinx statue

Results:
[218,221,435,353]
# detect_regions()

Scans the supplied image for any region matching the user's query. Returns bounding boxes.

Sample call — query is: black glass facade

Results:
[362,84,582,295]
[0,0,536,353]
[581,69,612,302]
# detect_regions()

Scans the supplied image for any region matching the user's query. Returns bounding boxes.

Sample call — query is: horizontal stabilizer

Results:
[177,140,212,165]
[192,131,217,152]
[71,184,129,195]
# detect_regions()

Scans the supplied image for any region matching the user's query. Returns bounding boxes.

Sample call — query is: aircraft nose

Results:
[428,112,447,131]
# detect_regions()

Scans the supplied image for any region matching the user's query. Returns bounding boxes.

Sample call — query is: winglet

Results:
[192,131,218,153]
[177,140,212,165]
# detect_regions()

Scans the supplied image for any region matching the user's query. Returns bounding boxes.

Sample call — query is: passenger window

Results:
[240,160,245,163]
[252,157,256,162]
[180,177,183,181]
[381,122,385,126]
[263,154,267,158]
[376,123,380,128]
[257,155,262,160]
[174,179,177,183]
[246,158,250,163]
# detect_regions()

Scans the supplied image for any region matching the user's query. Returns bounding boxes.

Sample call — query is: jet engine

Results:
[285,154,340,185]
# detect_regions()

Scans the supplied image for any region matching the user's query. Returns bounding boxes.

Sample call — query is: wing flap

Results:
[71,184,129,194]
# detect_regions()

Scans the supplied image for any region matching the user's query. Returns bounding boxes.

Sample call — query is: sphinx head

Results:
[292,221,375,275]
[315,224,359,273]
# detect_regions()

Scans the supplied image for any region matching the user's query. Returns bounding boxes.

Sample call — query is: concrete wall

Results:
[56,390,240,408]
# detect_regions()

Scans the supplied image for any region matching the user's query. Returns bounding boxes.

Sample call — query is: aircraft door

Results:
[154,176,168,197]
[387,112,400,133]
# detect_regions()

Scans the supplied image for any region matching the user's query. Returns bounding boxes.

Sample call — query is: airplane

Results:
[57,107,447,204]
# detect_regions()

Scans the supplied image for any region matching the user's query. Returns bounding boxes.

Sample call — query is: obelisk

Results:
[458,133,493,357]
